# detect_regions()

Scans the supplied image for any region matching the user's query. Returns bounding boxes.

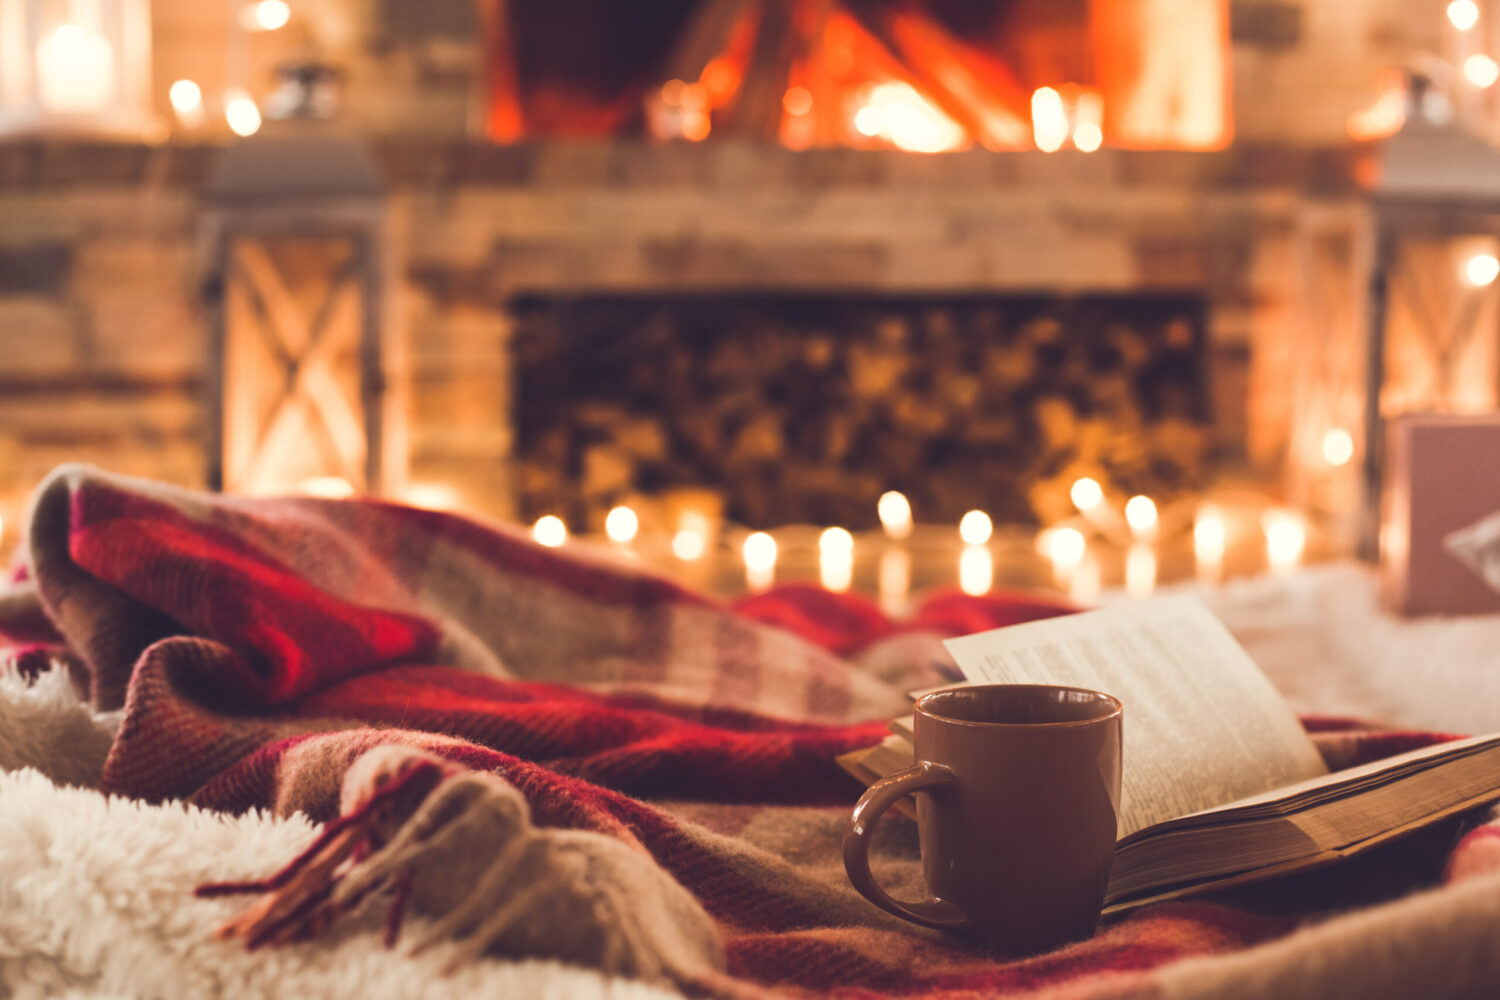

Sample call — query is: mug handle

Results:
[843,761,969,931]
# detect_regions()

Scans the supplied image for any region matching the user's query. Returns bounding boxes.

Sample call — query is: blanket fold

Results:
[5,463,1500,999]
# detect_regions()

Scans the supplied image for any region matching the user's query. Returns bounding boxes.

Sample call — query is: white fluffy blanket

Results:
[0,668,678,1000]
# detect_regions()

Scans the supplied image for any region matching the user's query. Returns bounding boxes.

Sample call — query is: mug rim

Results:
[915,683,1122,729]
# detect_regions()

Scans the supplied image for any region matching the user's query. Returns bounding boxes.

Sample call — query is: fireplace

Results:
[479,0,1230,152]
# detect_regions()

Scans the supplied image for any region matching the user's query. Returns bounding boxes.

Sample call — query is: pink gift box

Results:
[1381,412,1500,616]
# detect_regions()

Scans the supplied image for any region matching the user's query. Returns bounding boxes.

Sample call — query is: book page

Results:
[943,596,1327,837]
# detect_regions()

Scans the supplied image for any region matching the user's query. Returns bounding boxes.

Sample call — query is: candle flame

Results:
[1449,0,1480,32]
[819,526,854,555]
[1070,477,1104,512]
[1124,495,1158,537]
[533,515,567,548]
[959,545,993,596]
[1031,87,1068,153]
[1322,429,1355,467]
[1262,510,1306,573]
[958,510,993,546]
[604,505,639,543]
[743,531,777,591]
[877,490,913,540]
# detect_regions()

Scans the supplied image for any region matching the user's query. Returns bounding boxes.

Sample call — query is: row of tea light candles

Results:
[529,476,1311,602]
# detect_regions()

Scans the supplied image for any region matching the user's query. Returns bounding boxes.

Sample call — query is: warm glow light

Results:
[672,529,707,560]
[1194,505,1226,581]
[819,527,854,592]
[783,86,813,116]
[402,483,459,510]
[533,515,568,548]
[877,490,913,540]
[169,79,203,123]
[1263,510,1306,573]
[1465,54,1500,88]
[1070,477,1104,512]
[1449,0,1481,32]
[1348,69,1408,141]
[296,476,354,499]
[820,549,853,593]
[36,24,114,114]
[224,88,262,136]
[1125,543,1157,599]
[819,526,855,555]
[1322,428,1355,467]
[958,510,993,546]
[1073,122,1103,152]
[1031,87,1068,153]
[1124,495,1158,537]
[743,531,777,571]
[1047,526,1087,584]
[853,82,965,153]
[604,505,639,543]
[240,0,291,31]
[878,547,911,614]
[1466,253,1500,286]
[1072,91,1104,152]
[743,531,777,591]
[959,545,993,596]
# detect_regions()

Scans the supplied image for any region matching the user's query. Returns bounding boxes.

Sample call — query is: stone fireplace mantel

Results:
[0,137,1373,525]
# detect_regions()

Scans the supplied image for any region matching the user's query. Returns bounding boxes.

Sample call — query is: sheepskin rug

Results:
[0,667,680,1000]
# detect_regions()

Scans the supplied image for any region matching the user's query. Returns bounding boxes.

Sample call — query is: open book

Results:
[838,595,1500,912]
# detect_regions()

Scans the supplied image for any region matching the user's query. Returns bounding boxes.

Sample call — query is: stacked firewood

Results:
[512,295,1211,531]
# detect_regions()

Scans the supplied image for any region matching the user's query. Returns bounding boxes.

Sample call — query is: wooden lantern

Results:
[201,116,405,497]
[1361,94,1500,553]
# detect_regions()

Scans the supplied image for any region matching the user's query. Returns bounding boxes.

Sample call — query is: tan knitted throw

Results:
[202,745,727,989]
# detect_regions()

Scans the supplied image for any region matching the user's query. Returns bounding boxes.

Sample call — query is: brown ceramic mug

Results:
[844,684,1123,954]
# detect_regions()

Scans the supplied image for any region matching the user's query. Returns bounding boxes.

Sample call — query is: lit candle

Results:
[1124,495,1158,540]
[1321,428,1355,467]
[1031,86,1068,152]
[1262,509,1306,573]
[533,515,568,547]
[401,483,460,510]
[672,510,711,561]
[672,529,706,560]
[1070,477,1105,514]
[1125,543,1157,599]
[169,79,204,128]
[604,505,639,544]
[296,476,355,499]
[224,87,263,137]
[958,509,993,546]
[1045,526,1087,587]
[877,491,913,541]
[36,23,114,115]
[819,526,854,593]
[743,531,777,593]
[1194,505,1226,582]
[959,545,993,596]
[878,546,911,615]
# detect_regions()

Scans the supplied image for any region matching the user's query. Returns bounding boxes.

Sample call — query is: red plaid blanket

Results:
[4,464,1500,998]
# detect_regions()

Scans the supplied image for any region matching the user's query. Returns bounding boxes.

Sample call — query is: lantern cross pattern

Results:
[226,239,368,493]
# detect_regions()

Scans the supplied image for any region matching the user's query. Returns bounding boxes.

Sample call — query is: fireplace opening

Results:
[510,292,1212,532]
[481,0,1230,151]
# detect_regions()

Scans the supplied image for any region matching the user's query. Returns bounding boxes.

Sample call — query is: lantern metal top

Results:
[206,119,385,205]
[1374,73,1500,211]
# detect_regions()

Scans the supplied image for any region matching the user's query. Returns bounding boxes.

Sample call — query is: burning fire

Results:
[851,81,966,153]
